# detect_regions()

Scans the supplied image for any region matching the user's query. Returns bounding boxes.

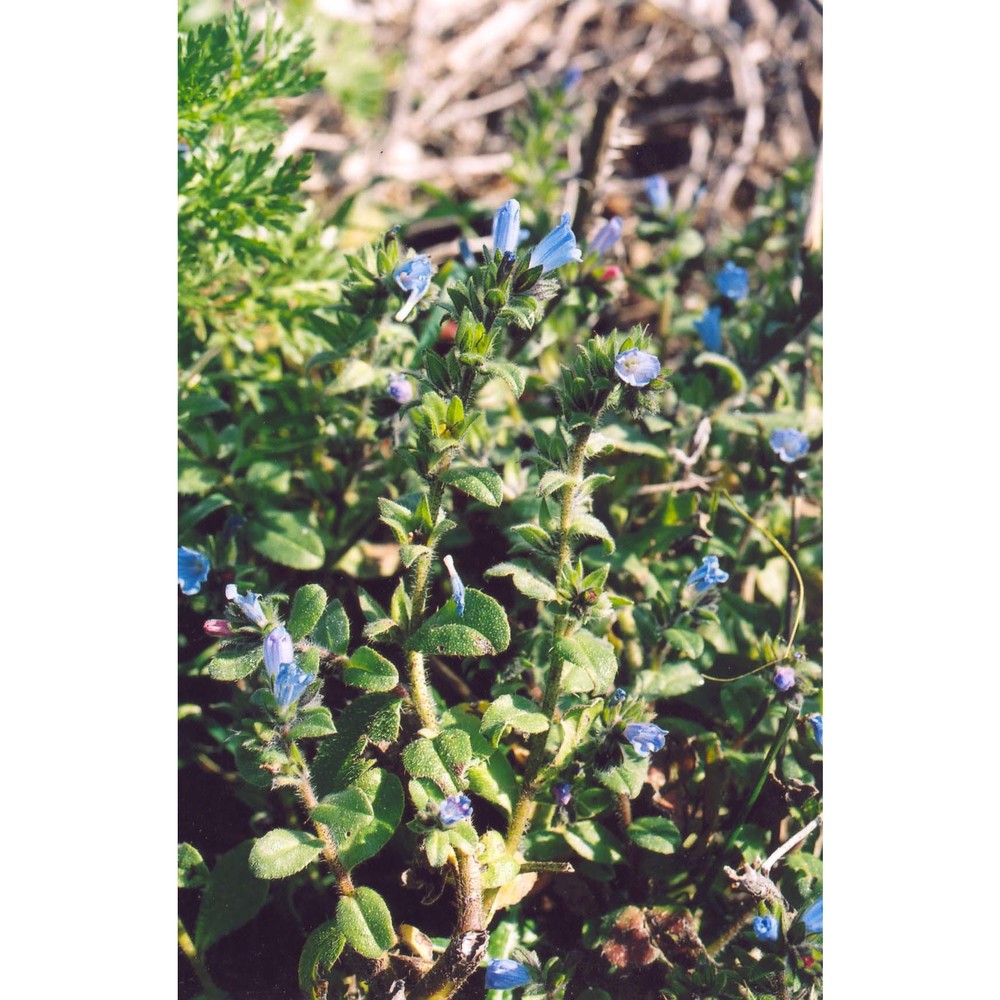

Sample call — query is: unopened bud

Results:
[203,619,233,637]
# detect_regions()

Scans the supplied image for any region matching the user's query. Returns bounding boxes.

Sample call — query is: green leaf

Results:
[311,788,375,843]
[402,729,475,795]
[593,754,649,798]
[635,662,704,699]
[298,920,346,1000]
[179,493,231,533]
[288,584,328,641]
[627,816,681,855]
[664,628,705,659]
[248,829,323,880]
[481,694,549,746]
[569,513,615,553]
[178,843,209,890]
[440,466,503,506]
[557,631,618,693]
[194,840,269,951]
[339,769,405,870]
[208,646,262,681]
[424,829,452,868]
[563,821,624,865]
[409,623,496,657]
[247,511,325,570]
[459,587,511,652]
[329,359,377,395]
[481,359,526,397]
[314,600,350,656]
[287,705,338,739]
[485,561,557,601]
[336,887,396,959]
[311,695,403,794]
[344,646,399,692]
[537,470,574,497]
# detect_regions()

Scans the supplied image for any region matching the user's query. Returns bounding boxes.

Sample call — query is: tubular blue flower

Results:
[178,547,211,595]
[485,959,533,991]
[458,237,477,268]
[225,584,267,627]
[753,915,780,942]
[774,666,796,692]
[693,306,723,352]
[273,660,315,712]
[443,554,465,617]
[529,213,582,273]
[553,782,573,807]
[801,897,823,934]
[439,793,473,827]
[624,722,668,756]
[809,714,823,749]
[492,199,521,254]
[589,216,622,256]
[559,65,582,92]
[686,555,729,593]
[263,626,294,678]
[608,687,627,707]
[715,260,749,301]
[393,255,435,322]
[769,428,810,463]
[614,347,661,387]
[387,374,414,404]
[644,174,670,212]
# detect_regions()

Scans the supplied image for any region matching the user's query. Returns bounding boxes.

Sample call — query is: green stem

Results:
[504,427,591,854]
[178,918,226,999]
[286,739,355,896]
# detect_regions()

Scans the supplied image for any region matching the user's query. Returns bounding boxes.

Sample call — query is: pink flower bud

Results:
[203,619,234,637]
[596,265,622,282]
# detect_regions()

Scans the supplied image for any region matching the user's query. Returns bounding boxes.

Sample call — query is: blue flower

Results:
[492,199,521,255]
[753,915,780,942]
[624,722,668,756]
[443,554,465,617]
[263,626,294,678]
[809,714,823,749]
[686,555,729,593]
[458,237,477,268]
[773,666,796,691]
[178,546,210,595]
[393,255,435,322]
[644,174,670,212]
[485,958,533,990]
[715,261,749,301]
[439,793,473,827]
[800,897,823,934]
[608,687,627,707]
[769,428,810,463]
[614,347,661,387]
[225,584,267,627]
[693,306,723,352]
[387,374,414,404]
[529,213,582,273]
[559,65,582,92]
[273,660,315,712]
[589,216,622,256]
[553,782,573,807]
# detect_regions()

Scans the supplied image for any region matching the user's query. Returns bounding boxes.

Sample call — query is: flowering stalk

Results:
[505,425,593,854]
[177,918,225,1000]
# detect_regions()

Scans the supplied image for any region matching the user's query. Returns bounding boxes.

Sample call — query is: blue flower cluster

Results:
[178,546,210,595]
[686,555,729,593]
[769,428,810,463]
[624,722,668,756]
[393,255,435,322]
[439,793,473,827]
[485,958,533,990]
[614,347,660,387]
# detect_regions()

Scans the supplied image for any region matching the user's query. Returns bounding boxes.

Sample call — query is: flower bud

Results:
[203,619,234,637]
[438,793,473,827]
[773,666,796,692]
[263,626,295,678]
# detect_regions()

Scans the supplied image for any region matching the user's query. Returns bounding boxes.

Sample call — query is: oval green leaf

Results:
[336,886,397,959]
[248,829,323,880]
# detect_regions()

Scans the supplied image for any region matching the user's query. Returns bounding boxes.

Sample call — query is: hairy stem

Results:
[504,427,591,854]
[287,739,355,896]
